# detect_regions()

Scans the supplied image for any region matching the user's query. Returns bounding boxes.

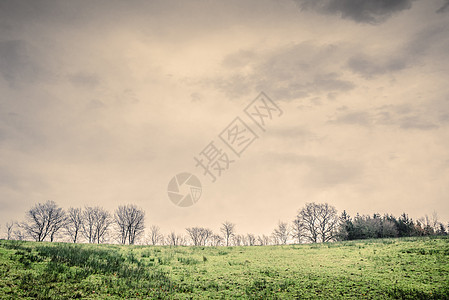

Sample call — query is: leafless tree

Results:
[211,234,223,246]
[257,234,270,246]
[166,232,175,246]
[271,233,280,245]
[5,221,14,240]
[21,201,65,242]
[65,207,83,243]
[186,227,212,246]
[246,233,256,246]
[431,211,440,232]
[147,225,163,245]
[381,219,398,237]
[82,206,96,243]
[273,221,289,245]
[291,218,304,244]
[94,208,112,244]
[296,202,339,243]
[167,231,184,246]
[114,204,145,245]
[82,206,111,244]
[317,203,339,242]
[13,229,25,241]
[233,234,243,246]
[420,215,435,235]
[297,203,319,243]
[220,221,235,246]
[49,207,66,242]
[177,234,187,246]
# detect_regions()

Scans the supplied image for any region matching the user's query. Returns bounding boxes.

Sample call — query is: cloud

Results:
[346,22,449,80]
[266,126,312,138]
[221,50,257,69]
[0,40,42,86]
[210,43,355,101]
[330,101,447,131]
[294,0,414,24]
[347,54,407,78]
[331,111,372,126]
[266,153,363,187]
[399,116,438,130]
[265,126,325,144]
[68,72,100,89]
[436,0,449,13]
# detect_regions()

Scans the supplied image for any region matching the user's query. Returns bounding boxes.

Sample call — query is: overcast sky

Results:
[1,0,448,237]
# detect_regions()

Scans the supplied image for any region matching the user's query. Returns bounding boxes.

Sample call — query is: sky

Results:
[1,0,448,238]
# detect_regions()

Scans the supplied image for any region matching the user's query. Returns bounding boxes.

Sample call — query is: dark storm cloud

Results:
[213,43,355,101]
[294,0,414,24]
[347,54,407,78]
[406,24,449,58]
[347,22,449,79]
[436,0,449,13]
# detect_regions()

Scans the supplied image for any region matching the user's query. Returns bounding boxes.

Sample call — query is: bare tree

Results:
[246,233,256,246]
[82,206,111,244]
[82,206,96,243]
[147,225,163,245]
[271,234,280,245]
[317,203,339,242]
[296,203,319,243]
[94,208,112,244]
[65,207,83,243]
[167,231,184,246]
[166,232,175,246]
[211,234,223,246]
[257,234,270,246]
[381,219,398,237]
[5,221,14,240]
[49,208,66,242]
[220,221,235,246]
[186,227,212,246]
[114,204,145,245]
[291,218,303,244]
[273,221,289,244]
[21,201,65,242]
[242,235,249,246]
[420,215,435,235]
[13,229,25,241]
[233,234,243,246]
[177,234,187,246]
[296,202,339,243]
[431,211,439,232]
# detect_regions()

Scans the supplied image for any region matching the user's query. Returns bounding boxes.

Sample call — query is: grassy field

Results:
[0,236,448,299]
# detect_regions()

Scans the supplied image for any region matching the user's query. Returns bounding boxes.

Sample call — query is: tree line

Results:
[1,201,448,245]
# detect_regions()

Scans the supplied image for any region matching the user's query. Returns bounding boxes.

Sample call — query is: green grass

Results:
[0,237,448,299]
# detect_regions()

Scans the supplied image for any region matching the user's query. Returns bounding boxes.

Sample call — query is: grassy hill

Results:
[0,236,448,299]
